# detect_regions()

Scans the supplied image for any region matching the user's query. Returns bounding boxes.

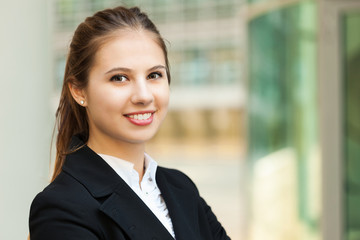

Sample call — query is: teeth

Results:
[128,113,152,120]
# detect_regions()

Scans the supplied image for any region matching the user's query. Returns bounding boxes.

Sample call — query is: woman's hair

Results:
[52,6,171,181]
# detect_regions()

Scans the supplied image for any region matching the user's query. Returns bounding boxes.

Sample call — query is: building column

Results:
[0,1,53,239]
[319,1,360,239]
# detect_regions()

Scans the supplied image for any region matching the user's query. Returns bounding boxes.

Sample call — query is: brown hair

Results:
[52,6,171,181]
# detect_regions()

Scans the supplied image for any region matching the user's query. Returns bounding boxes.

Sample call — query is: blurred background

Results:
[0,0,359,239]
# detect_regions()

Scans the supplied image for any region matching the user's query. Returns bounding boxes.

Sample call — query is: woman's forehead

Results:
[91,31,166,72]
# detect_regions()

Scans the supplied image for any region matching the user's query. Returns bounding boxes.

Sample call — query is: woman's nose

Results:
[130,79,154,105]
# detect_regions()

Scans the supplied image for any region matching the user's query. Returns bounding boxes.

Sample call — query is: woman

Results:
[29,6,230,240]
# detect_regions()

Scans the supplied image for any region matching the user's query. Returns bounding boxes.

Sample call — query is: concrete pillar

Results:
[318,1,360,240]
[0,1,53,239]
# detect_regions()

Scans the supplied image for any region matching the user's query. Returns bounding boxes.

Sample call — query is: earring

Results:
[80,100,84,105]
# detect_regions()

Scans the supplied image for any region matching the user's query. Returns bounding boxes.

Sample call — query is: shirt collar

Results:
[98,152,158,188]
[144,153,158,184]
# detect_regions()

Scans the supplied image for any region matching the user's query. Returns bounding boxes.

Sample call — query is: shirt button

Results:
[148,178,153,182]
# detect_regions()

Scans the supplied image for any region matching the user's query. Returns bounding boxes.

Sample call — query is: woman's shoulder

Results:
[29,172,106,239]
[156,166,199,193]
[30,171,97,211]
[157,166,192,180]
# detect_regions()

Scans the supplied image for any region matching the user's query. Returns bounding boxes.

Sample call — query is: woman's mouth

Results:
[126,113,152,120]
[124,112,154,126]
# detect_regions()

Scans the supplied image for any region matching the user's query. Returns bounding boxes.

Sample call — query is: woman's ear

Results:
[68,82,87,107]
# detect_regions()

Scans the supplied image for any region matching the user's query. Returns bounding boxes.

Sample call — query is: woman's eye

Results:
[148,72,162,80]
[110,74,127,82]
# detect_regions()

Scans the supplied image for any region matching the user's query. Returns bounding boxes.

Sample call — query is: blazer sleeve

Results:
[29,192,101,240]
[173,169,231,240]
[199,196,231,240]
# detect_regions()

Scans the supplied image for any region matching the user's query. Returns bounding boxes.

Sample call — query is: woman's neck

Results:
[86,135,146,178]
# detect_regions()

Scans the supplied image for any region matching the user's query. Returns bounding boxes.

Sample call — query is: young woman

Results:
[29,6,230,240]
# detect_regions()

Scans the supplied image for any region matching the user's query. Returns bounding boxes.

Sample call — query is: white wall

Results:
[0,0,53,238]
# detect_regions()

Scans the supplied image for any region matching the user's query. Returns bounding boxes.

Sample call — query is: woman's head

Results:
[53,6,170,180]
[66,6,170,88]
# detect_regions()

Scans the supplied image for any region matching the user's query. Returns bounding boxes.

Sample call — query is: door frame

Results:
[319,1,360,240]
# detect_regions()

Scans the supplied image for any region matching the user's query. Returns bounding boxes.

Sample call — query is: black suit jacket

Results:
[29,136,230,240]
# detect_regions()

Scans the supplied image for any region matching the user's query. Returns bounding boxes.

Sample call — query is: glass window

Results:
[171,44,240,86]
[248,0,319,239]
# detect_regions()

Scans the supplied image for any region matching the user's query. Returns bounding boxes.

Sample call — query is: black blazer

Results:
[29,136,230,240]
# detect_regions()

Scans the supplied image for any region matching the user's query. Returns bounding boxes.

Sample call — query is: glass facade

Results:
[248,1,319,239]
[343,12,360,240]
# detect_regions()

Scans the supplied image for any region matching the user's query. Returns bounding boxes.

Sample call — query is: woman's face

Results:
[83,30,170,146]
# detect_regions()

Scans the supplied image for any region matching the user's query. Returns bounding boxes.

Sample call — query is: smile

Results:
[127,113,152,120]
[124,111,155,126]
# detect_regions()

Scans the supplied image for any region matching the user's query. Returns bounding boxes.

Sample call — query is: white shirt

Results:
[98,153,175,238]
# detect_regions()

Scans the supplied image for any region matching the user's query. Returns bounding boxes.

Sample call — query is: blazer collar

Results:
[156,169,201,240]
[62,134,120,197]
[62,135,174,239]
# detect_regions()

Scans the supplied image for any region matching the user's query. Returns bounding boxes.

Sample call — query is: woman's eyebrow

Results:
[148,65,166,72]
[105,65,166,75]
[105,67,132,75]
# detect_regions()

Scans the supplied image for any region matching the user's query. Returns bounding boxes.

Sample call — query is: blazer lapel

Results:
[156,168,201,240]
[62,135,174,240]
[99,184,174,240]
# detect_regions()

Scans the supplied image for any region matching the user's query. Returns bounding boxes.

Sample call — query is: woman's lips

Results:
[124,111,154,126]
